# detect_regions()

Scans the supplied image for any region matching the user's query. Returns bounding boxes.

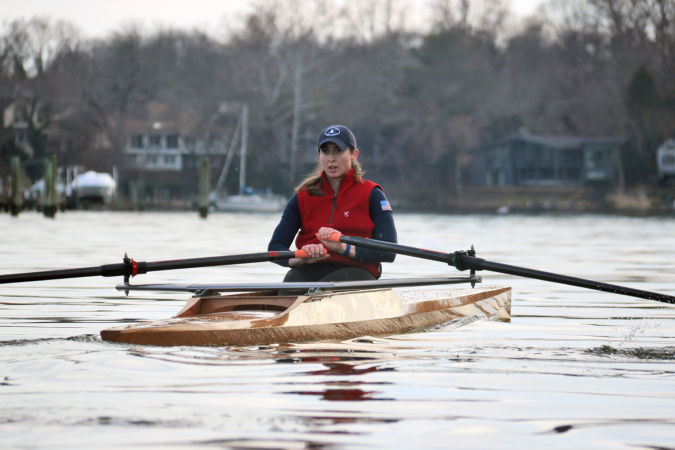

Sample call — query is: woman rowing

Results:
[268,125,397,281]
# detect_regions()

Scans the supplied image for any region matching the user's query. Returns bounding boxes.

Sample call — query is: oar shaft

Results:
[464,256,675,304]
[338,236,451,263]
[0,250,307,284]
[0,264,125,283]
[339,235,675,305]
[141,251,300,273]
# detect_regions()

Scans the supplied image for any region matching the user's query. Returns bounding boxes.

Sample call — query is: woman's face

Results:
[319,142,358,183]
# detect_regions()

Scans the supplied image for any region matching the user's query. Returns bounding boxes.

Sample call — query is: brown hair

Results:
[295,149,365,196]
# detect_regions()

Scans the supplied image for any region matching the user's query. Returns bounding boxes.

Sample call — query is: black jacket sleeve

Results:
[268,193,301,267]
[353,187,397,263]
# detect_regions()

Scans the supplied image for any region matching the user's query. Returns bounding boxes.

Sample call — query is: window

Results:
[584,144,613,181]
[149,135,162,148]
[166,134,179,148]
[131,134,144,148]
[164,154,176,165]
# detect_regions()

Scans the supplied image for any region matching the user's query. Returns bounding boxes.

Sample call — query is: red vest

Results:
[296,168,381,277]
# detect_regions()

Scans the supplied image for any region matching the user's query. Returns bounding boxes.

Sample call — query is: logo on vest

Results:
[324,126,341,136]
[344,210,350,218]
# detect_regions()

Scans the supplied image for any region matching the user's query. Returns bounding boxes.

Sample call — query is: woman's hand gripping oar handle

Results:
[323,232,344,245]
[291,249,313,258]
[334,235,675,305]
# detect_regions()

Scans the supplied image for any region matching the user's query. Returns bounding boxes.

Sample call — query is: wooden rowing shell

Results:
[100,286,511,347]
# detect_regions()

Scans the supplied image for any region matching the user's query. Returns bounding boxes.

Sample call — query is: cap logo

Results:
[324,126,341,136]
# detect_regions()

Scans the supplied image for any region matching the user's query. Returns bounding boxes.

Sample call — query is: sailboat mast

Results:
[239,104,248,195]
[214,111,242,194]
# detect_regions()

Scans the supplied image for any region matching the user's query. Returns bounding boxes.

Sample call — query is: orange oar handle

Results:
[319,231,342,243]
[293,246,327,258]
[294,249,311,258]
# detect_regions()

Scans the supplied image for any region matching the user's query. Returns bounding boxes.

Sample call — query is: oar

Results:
[326,234,675,305]
[0,249,313,285]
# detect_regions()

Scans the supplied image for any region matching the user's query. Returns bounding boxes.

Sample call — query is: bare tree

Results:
[0,17,80,79]
[225,1,345,187]
[83,28,156,168]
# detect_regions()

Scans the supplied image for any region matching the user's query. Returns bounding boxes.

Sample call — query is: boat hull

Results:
[100,286,511,346]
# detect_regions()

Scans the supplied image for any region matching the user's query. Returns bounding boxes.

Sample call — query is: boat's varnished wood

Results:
[100,286,511,346]
[176,294,298,317]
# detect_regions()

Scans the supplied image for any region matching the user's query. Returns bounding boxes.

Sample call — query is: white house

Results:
[126,122,186,171]
[123,102,226,172]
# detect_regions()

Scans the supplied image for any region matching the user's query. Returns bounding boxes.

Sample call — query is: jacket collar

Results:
[321,167,356,194]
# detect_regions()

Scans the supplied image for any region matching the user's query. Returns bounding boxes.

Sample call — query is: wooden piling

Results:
[43,154,57,218]
[199,159,210,218]
[129,181,137,210]
[130,180,145,211]
[10,156,21,216]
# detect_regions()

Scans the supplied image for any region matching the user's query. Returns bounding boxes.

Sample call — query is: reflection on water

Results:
[1,212,674,449]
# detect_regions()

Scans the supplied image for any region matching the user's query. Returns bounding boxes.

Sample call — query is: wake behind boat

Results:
[100,282,511,346]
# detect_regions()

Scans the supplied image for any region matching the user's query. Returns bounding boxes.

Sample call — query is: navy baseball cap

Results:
[317,125,357,151]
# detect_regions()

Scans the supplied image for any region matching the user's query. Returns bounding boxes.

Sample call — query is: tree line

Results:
[1,0,673,207]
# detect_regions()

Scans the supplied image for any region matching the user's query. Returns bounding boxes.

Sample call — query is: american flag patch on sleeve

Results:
[380,200,392,211]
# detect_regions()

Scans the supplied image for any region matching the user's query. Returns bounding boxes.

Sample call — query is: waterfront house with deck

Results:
[123,102,228,202]
[466,131,623,187]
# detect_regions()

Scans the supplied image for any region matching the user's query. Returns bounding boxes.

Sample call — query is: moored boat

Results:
[212,191,286,212]
[210,104,286,212]
[100,284,511,346]
[71,170,117,204]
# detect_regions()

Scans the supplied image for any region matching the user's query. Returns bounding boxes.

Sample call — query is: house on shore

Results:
[465,131,624,187]
[122,102,229,203]
[2,99,43,159]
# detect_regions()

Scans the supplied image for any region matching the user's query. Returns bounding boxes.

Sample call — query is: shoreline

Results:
[3,186,675,217]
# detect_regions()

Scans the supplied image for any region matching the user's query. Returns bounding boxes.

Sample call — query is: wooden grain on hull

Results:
[101,286,511,346]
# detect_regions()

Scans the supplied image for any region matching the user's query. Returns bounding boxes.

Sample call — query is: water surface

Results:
[1,212,674,448]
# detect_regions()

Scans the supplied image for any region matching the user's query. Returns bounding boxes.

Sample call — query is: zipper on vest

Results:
[329,192,337,224]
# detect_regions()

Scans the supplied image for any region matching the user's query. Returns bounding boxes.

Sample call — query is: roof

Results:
[125,102,195,134]
[481,129,624,150]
